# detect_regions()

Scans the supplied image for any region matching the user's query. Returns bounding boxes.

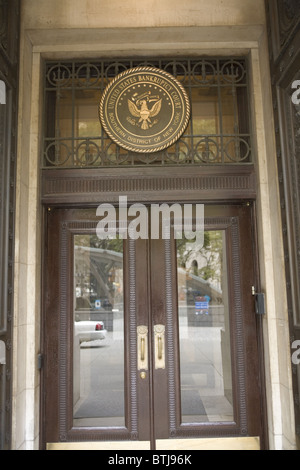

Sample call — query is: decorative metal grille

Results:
[42,58,252,168]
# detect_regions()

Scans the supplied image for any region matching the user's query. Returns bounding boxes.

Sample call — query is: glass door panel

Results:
[177,230,234,424]
[73,235,125,427]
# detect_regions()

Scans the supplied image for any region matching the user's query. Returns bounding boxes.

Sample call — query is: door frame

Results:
[0,0,20,450]
[40,167,268,449]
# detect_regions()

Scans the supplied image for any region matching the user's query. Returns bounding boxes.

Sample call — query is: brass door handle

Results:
[141,337,145,362]
[137,326,148,371]
[158,336,163,360]
[154,324,165,369]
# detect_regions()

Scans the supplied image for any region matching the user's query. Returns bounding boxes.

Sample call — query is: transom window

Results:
[42,58,252,168]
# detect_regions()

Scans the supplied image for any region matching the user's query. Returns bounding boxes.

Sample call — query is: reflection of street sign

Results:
[95,300,101,309]
[195,298,209,315]
[195,301,209,310]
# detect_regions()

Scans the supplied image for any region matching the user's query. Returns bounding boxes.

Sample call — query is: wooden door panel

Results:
[150,238,171,440]
[131,237,151,442]
[43,209,151,444]
[151,205,262,441]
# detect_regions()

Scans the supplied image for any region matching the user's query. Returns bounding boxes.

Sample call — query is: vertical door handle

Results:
[158,336,163,360]
[137,326,148,371]
[141,337,145,362]
[154,325,165,370]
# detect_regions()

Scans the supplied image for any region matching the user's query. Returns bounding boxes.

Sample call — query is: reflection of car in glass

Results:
[74,321,107,344]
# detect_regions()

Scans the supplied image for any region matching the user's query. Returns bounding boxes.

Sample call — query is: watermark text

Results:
[96,197,204,251]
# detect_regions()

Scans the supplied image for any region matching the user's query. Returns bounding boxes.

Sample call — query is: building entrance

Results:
[42,203,264,450]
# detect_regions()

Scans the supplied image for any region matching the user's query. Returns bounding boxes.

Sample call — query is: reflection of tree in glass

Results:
[75,235,124,309]
[198,231,222,285]
[177,231,223,286]
[75,234,123,252]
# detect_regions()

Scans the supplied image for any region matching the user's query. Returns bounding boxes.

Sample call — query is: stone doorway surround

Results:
[13,0,296,450]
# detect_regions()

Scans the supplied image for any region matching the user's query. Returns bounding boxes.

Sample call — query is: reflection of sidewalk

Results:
[180,326,233,423]
[74,325,233,426]
[74,331,125,427]
[178,305,225,333]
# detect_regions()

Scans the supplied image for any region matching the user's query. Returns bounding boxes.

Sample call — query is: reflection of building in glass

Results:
[177,231,224,306]
[74,237,124,331]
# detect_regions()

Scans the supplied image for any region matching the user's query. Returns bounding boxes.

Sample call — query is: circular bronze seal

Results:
[99,67,191,153]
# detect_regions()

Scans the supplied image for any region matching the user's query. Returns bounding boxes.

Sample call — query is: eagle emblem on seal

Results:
[128,91,162,130]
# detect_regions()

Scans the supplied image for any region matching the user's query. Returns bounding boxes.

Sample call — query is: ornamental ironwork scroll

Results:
[43,58,251,168]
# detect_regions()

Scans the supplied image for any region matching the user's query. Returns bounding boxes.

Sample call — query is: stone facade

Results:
[10,0,297,449]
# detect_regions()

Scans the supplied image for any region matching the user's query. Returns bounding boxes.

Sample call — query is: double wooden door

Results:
[42,203,264,450]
